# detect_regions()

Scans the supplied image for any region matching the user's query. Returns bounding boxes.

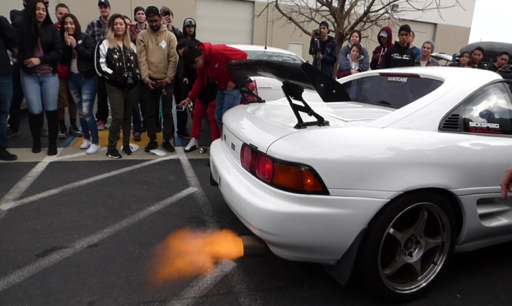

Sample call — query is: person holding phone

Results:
[95,14,139,159]
[137,6,178,153]
[159,6,189,139]
[60,13,100,155]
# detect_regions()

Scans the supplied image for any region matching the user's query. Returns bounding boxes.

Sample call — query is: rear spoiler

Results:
[227,60,350,103]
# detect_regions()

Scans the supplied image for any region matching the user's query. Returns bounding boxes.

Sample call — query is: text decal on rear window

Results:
[387,77,408,83]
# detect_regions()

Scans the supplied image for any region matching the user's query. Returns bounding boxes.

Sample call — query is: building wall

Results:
[433,24,472,56]
[252,1,474,60]
[253,2,316,60]
[1,0,195,30]
[396,0,476,27]
[1,0,473,60]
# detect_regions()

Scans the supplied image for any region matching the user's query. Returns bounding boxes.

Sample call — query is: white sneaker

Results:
[185,138,198,152]
[86,143,101,155]
[80,139,91,149]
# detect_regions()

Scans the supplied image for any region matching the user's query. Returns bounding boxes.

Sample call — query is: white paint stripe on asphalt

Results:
[0,155,178,211]
[177,147,219,229]
[0,155,54,207]
[0,187,196,293]
[51,147,107,161]
[174,148,262,306]
[167,260,237,306]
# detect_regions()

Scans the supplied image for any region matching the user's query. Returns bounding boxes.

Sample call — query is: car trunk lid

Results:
[222,101,393,158]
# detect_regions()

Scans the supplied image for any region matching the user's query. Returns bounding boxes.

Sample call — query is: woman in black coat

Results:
[16,0,62,155]
[60,13,100,155]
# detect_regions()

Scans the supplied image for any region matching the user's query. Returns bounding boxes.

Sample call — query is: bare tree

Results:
[270,0,464,52]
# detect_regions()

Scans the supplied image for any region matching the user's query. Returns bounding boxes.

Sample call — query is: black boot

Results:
[45,110,59,156]
[28,113,43,153]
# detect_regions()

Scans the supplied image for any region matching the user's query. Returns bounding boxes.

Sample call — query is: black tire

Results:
[358,192,457,303]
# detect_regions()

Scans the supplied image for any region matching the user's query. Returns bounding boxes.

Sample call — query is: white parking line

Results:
[0,156,178,211]
[177,148,219,229]
[0,155,55,208]
[51,147,107,161]
[174,148,262,306]
[167,260,237,306]
[0,187,196,293]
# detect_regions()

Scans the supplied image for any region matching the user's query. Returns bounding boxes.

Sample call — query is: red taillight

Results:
[255,155,273,183]
[241,144,253,171]
[240,143,328,195]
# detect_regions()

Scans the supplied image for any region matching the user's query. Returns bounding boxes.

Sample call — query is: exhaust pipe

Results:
[241,235,271,257]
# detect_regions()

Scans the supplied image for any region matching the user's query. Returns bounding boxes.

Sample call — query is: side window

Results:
[462,83,512,135]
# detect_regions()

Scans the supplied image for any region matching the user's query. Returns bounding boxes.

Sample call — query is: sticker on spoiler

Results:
[387,77,408,83]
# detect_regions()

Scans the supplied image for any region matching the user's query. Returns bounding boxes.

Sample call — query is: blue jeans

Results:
[20,71,59,114]
[0,75,13,149]
[215,89,242,130]
[69,73,99,144]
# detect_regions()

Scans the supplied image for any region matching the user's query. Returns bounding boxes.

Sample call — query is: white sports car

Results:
[210,64,512,302]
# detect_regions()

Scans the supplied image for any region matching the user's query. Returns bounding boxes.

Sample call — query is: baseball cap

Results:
[184,18,196,27]
[98,0,110,7]
[378,31,388,38]
[145,6,160,18]
[319,21,329,29]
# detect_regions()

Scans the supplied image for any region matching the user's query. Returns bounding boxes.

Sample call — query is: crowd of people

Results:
[0,0,248,161]
[310,21,510,78]
[1,2,511,162]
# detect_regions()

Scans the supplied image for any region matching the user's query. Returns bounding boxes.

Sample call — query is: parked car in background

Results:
[211,64,512,302]
[230,44,305,102]
[460,41,512,67]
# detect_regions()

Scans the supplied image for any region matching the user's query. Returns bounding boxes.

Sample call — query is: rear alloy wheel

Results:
[358,193,456,302]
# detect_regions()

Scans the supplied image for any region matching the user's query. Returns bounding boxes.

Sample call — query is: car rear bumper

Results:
[210,139,387,264]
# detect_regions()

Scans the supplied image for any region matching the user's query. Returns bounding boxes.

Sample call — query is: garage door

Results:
[196,0,254,44]
[406,20,435,48]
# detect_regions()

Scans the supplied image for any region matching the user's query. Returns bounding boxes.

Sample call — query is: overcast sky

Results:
[469,0,512,43]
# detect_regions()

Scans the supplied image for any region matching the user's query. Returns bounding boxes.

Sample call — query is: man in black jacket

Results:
[160,6,189,139]
[0,15,20,160]
[6,0,27,139]
[382,24,416,68]
[181,18,198,97]
[308,21,337,77]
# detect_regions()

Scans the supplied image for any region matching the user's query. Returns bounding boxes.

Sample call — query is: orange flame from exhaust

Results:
[148,228,244,285]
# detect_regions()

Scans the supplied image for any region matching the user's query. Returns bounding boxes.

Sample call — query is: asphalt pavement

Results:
[2,111,512,305]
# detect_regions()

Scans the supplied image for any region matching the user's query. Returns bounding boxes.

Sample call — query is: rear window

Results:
[340,75,443,108]
[245,50,304,64]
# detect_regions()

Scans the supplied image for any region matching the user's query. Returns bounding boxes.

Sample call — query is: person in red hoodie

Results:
[55,3,82,138]
[370,26,393,70]
[179,43,247,130]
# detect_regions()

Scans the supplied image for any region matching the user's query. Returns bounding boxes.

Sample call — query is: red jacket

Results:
[370,26,394,70]
[188,43,247,102]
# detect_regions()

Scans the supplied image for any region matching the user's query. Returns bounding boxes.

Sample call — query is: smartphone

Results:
[176,105,185,112]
